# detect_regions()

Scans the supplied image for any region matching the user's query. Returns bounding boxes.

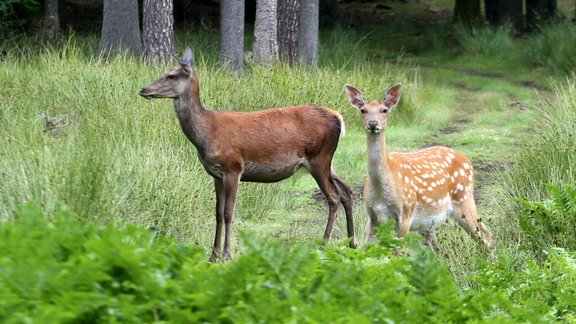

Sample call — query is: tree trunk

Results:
[298,0,318,67]
[526,0,557,30]
[277,0,301,66]
[43,0,60,40]
[220,0,245,72]
[485,0,523,31]
[99,0,142,57]
[253,0,278,64]
[453,0,481,27]
[143,0,174,64]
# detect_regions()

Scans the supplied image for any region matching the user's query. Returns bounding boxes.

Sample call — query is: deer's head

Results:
[345,83,402,134]
[139,48,196,99]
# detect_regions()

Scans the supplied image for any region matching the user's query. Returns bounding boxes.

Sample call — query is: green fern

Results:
[517,183,576,257]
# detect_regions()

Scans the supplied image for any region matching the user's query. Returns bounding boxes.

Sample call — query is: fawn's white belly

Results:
[370,200,453,231]
[409,203,453,231]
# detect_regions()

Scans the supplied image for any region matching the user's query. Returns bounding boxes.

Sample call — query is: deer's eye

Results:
[167,75,176,80]
[381,108,389,113]
[360,108,367,114]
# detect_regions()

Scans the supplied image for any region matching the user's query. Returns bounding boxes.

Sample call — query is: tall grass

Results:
[501,79,576,201]
[454,21,576,75]
[491,78,576,256]
[454,23,516,63]
[0,36,422,253]
[525,22,576,75]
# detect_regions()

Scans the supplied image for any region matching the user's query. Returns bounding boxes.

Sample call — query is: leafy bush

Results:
[0,202,471,322]
[517,183,576,257]
[2,202,576,322]
[472,247,576,322]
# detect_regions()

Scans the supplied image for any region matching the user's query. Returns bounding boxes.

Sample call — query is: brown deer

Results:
[344,83,492,248]
[139,48,356,261]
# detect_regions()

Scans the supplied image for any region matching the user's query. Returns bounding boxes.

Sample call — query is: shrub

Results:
[0,202,207,322]
[2,202,576,322]
[472,247,576,322]
[517,183,576,257]
[0,202,475,322]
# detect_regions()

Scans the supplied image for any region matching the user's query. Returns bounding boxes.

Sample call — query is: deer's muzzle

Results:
[139,88,155,99]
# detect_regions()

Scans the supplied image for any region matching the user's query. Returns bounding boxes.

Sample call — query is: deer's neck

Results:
[366,132,396,195]
[173,80,211,151]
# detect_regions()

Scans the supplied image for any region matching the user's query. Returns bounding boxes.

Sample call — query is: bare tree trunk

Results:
[253,0,278,64]
[453,0,481,27]
[43,0,60,40]
[485,0,523,31]
[99,0,142,57]
[277,0,301,66]
[298,0,318,67]
[143,0,174,64]
[220,0,245,72]
[526,0,557,30]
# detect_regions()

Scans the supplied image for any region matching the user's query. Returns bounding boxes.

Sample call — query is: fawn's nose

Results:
[367,120,378,130]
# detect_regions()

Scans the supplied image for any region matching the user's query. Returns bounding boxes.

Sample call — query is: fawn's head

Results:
[139,48,196,99]
[345,83,402,134]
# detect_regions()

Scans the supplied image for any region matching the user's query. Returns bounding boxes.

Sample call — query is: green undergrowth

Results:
[501,79,576,200]
[1,202,575,322]
[0,203,576,323]
[491,79,576,259]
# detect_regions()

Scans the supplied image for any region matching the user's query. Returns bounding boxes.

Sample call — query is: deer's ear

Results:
[383,83,402,110]
[344,84,366,110]
[177,48,195,67]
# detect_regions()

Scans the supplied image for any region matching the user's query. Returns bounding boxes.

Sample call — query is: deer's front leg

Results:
[222,171,241,261]
[365,207,380,243]
[210,177,225,262]
[395,205,413,238]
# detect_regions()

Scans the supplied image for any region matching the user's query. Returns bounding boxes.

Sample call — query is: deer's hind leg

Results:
[332,174,356,248]
[452,198,493,247]
[306,160,342,244]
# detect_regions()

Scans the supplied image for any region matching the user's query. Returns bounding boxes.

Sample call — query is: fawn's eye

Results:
[360,108,367,114]
[381,108,389,113]
[167,75,176,79]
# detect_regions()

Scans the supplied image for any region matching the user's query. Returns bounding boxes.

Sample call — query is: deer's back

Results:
[199,105,344,181]
[209,105,342,153]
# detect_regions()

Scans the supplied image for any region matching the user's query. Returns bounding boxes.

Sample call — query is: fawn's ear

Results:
[344,84,366,110]
[383,83,402,110]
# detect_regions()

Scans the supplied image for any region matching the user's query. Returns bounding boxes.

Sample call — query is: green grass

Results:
[489,80,576,260]
[525,22,576,75]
